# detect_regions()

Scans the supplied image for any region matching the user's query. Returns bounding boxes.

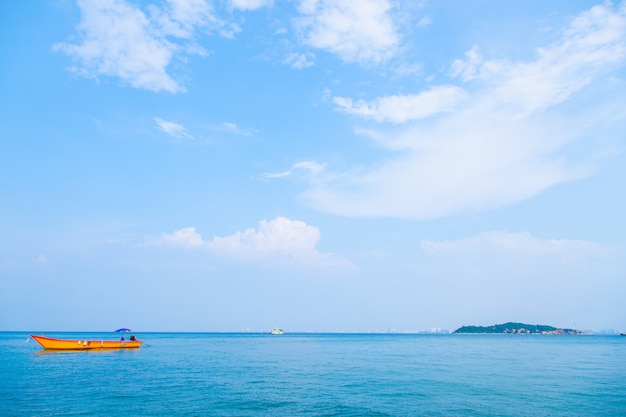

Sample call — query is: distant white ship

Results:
[269,328,284,335]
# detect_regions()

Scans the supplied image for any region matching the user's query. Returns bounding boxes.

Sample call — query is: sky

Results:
[1,0,625,333]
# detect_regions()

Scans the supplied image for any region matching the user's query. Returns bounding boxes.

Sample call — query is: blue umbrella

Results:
[114,328,132,332]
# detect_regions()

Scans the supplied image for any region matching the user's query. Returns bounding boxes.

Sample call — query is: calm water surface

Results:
[1,332,625,416]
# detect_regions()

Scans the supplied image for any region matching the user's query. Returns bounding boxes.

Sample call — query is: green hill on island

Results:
[454,322,580,334]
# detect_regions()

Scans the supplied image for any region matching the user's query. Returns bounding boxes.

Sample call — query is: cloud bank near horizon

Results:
[421,231,607,258]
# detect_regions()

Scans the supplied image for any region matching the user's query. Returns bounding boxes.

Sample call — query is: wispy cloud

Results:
[451,3,626,119]
[53,0,233,93]
[260,161,326,179]
[227,0,274,11]
[333,86,469,124]
[154,117,193,139]
[421,231,605,258]
[147,217,352,269]
[295,2,626,219]
[295,0,400,64]
[214,122,258,136]
[284,52,316,69]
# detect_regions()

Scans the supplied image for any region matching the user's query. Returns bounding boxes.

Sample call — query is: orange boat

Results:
[30,334,142,351]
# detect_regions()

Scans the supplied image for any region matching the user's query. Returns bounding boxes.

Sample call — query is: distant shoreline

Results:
[454,322,584,334]
[6,328,624,335]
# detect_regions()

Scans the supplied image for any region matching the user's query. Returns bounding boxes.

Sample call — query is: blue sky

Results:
[1,0,625,333]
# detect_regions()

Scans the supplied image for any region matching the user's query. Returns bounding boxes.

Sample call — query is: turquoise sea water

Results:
[1,332,625,416]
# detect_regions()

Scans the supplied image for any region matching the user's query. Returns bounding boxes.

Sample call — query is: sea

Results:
[1,332,625,416]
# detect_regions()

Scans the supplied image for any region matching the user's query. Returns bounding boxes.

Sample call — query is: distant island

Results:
[454,322,582,334]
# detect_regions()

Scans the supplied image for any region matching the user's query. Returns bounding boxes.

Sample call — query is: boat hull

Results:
[30,334,142,350]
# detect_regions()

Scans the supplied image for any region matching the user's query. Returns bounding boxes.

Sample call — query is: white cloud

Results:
[284,52,316,69]
[154,117,193,139]
[227,0,274,11]
[149,217,352,269]
[157,227,205,248]
[297,2,626,219]
[260,160,326,179]
[150,0,217,38]
[293,160,326,173]
[207,217,317,257]
[260,170,292,179]
[53,0,224,93]
[421,231,605,258]
[214,122,258,136]
[295,0,400,64]
[452,4,626,119]
[333,86,469,124]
